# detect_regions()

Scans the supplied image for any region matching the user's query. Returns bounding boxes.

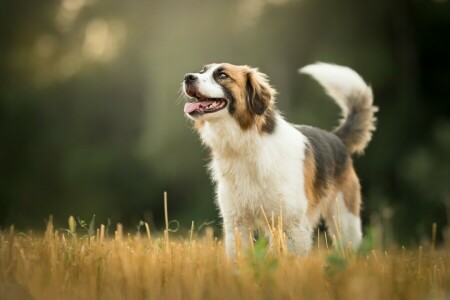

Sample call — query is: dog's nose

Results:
[184,73,198,83]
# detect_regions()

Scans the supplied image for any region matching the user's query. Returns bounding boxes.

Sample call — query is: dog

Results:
[183,63,377,257]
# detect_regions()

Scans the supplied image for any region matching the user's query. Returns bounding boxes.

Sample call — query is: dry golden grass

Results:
[1,214,450,300]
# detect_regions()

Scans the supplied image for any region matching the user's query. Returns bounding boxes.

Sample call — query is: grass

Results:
[0,194,449,299]
[1,219,450,299]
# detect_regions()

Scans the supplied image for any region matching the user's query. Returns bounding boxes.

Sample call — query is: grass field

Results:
[1,213,449,300]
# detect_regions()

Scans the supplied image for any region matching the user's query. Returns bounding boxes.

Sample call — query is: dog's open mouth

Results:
[184,95,227,115]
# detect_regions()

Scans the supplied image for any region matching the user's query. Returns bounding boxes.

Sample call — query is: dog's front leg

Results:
[222,220,252,260]
[285,218,313,255]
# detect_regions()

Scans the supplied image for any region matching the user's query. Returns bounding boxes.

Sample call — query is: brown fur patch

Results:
[303,145,319,214]
[222,69,254,130]
[194,120,205,130]
[216,64,277,134]
[337,163,361,215]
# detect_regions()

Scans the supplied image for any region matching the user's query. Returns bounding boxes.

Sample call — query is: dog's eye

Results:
[218,72,228,79]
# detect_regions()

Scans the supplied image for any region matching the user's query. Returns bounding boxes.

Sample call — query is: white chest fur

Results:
[199,115,309,228]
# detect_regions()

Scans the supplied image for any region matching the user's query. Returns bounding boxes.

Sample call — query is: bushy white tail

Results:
[300,63,378,154]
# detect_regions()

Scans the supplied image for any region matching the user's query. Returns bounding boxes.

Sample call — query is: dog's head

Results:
[183,63,277,133]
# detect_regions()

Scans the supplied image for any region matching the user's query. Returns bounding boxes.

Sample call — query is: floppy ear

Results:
[246,69,274,115]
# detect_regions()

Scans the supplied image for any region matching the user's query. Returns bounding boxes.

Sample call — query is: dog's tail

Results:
[299,63,378,154]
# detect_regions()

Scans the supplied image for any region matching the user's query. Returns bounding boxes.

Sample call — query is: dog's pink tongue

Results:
[184,102,202,114]
[184,101,214,114]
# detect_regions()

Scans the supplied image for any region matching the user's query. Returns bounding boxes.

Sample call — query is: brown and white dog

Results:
[183,63,377,257]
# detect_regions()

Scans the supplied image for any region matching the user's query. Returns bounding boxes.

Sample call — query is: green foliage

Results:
[325,251,348,277]
[63,215,96,239]
[248,237,279,280]
[358,226,377,256]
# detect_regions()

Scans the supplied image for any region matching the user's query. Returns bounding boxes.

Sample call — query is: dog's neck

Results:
[197,112,282,156]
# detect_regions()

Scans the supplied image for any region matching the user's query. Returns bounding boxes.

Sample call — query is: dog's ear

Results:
[246,69,275,115]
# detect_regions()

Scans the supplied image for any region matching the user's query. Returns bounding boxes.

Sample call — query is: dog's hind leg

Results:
[324,191,362,250]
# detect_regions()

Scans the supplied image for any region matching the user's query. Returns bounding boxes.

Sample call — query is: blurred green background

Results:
[1,0,449,243]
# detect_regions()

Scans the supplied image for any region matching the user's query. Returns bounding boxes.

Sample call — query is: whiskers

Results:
[176,82,189,105]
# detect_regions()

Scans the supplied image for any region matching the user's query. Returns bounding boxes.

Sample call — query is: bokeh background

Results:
[1,0,449,244]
